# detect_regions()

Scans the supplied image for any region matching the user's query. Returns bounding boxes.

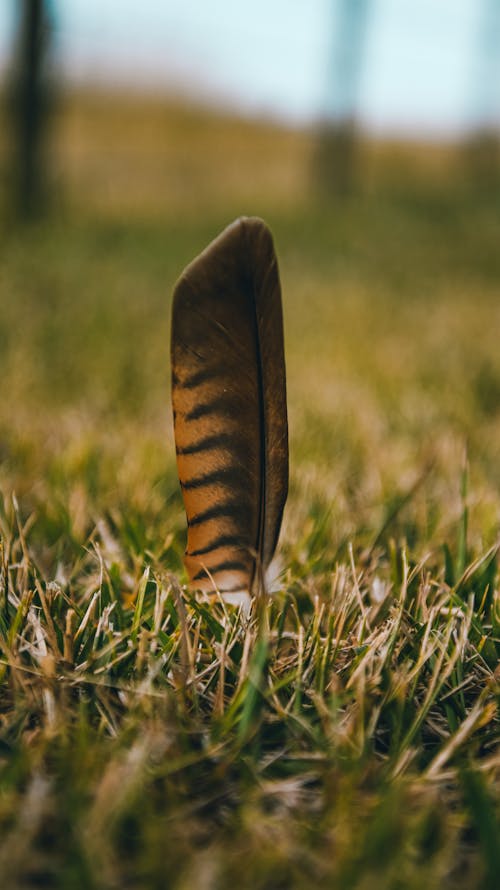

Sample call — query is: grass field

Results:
[1,92,500,889]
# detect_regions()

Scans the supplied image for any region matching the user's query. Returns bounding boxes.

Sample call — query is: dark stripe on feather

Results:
[193,559,249,581]
[180,466,244,491]
[185,396,237,422]
[187,533,246,557]
[176,432,239,456]
[175,364,227,390]
[188,501,250,528]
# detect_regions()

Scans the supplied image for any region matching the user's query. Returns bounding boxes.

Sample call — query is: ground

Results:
[0,93,499,889]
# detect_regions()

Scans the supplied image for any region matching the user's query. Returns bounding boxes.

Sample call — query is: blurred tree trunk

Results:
[11,0,52,219]
[464,0,500,189]
[315,0,370,197]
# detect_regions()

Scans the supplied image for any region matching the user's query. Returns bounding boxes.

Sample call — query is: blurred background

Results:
[1,0,500,568]
[1,0,499,216]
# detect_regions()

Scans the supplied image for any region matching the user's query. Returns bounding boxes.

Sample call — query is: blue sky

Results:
[1,0,499,136]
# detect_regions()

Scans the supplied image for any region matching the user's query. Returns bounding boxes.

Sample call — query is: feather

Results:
[171,216,288,599]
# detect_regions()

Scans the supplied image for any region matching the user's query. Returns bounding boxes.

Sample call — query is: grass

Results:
[0,91,500,889]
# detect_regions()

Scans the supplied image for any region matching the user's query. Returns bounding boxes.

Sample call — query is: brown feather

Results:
[171,217,288,597]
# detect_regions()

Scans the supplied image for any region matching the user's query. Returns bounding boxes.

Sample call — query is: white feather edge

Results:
[219,556,284,613]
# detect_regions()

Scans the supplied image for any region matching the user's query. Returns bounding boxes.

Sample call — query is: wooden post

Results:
[315,0,370,197]
[12,0,51,219]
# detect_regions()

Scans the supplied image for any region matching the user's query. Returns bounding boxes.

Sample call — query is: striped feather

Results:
[171,217,288,598]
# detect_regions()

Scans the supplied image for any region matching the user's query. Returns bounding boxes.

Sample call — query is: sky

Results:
[1,0,499,137]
